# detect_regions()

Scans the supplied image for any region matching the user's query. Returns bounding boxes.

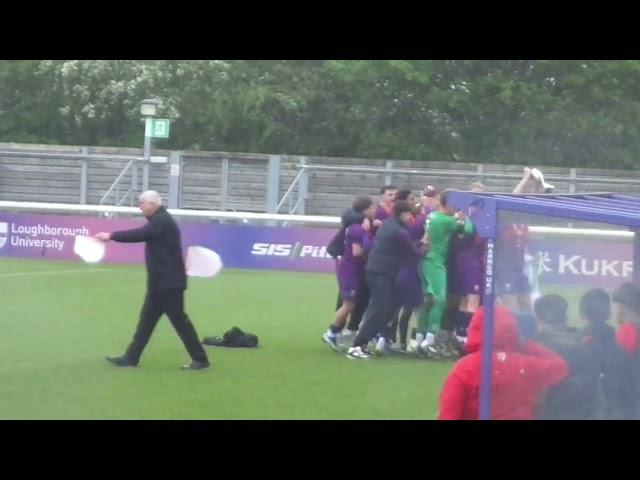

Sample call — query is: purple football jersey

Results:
[375,204,393,223]
[337,224,368,301]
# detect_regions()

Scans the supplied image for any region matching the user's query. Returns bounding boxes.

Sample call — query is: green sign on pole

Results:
[151,119,170,138]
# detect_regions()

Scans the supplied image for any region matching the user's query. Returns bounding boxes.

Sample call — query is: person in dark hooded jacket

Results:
[438,306,569,420]
[612,282,640,356]
[611,282,640,418]
[533,295,603,420]
[580,288,636,419]
[327,204,371,338]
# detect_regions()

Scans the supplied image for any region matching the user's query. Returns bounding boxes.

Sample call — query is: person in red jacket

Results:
[612,282,640,356]
[438,306,570,420]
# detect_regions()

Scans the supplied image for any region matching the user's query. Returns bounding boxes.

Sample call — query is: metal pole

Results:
[385,160,394,185]
[633,230,640,283]
[130,162,138,207]
[266,155,281,213]
[221,158,230,211]
[178,154,184,208]
[476,164,485,185]
[569,168,577,194]
[168,151,181,209]
[142,117,152,192]
[299,157,308,215]
[479,237,496,420]
[80,146,89,204]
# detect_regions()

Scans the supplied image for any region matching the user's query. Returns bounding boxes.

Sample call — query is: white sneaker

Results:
[407,339,420,354]
[346,346,371,360]
[322,331,340,351]
[420,333,435,351]
[420,335,441,358]
[374,337,386,356]
[420,344,441,359]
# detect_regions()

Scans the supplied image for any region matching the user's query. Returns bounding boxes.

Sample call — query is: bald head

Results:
[138,190,162,217]
[470,182,485,193]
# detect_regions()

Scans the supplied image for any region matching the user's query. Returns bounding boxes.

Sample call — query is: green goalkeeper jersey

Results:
[425,210,473,262]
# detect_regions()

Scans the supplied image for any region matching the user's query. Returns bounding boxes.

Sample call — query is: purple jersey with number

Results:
[337,224,368,301]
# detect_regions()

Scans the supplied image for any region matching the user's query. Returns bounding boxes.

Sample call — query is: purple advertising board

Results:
[0,212,635,289]
[0,212,336,272]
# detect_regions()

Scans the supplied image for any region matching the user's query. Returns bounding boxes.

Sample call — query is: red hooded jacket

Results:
[616,322,640,356]
[438,306,570,420]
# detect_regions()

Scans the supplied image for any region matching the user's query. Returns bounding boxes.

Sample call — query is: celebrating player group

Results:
[322,168,547,360]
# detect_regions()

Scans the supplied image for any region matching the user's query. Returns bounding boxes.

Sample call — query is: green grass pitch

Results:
[0,257,594,419]
[0,258,457,420]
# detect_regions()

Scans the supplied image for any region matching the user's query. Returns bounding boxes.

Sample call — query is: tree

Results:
[1,60,640,169]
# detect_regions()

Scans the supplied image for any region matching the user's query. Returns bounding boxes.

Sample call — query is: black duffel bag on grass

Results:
[202,327,259,348]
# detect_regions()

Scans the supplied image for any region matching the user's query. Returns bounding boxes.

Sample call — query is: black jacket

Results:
[327,208,366,258]
[582,323,637,419]
[365,217,425,278]
[535,324,603,420]
[341,208,365,228]
[111,206,187,292]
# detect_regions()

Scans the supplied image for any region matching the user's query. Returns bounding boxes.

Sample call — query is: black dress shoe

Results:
[105,356,138,367]
[181,361,210,371]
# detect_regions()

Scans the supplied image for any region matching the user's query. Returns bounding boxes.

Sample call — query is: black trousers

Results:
[353,272,396,348]
[124,289,209,365]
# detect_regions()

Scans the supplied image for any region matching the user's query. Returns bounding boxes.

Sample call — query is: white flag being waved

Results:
[185,246,224,278]
[74,235,106,264]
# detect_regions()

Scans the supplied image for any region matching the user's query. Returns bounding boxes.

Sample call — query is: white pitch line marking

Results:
[0,268,114,278]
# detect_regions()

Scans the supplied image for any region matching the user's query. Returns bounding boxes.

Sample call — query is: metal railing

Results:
[4,145,640,216]
[274,161,640,214]
[99,160,137,207]
[0,148,145,206]
[276,168,305,214]
[297,163,640,186]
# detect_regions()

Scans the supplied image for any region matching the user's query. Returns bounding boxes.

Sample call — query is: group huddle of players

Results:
[322,168,544,360]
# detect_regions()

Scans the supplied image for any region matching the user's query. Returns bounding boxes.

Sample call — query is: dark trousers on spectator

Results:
[353,271,396,348]
[124,289,209,365]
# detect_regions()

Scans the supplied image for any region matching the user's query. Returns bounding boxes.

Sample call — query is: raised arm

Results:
[362,230,374,253]
[513,167,534,194]
[455,213,475,237]
[108,219,163,243]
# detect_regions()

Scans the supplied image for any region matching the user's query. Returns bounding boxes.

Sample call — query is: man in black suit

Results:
[96,190,210,371]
